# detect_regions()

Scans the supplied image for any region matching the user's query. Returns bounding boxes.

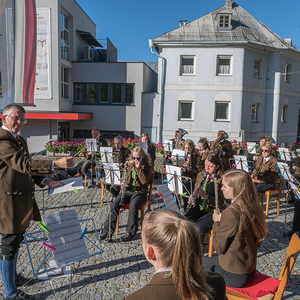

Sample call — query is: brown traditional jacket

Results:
[113,146,131,165]
[124,271,226,300]
[219,139,233,171]
[213,202,259,275]
[0,128,52,234]
[181,152,201,181]
[198,148,210,171]
[147,143,156,165]
[125,157,152,195]
[253,155,279,184]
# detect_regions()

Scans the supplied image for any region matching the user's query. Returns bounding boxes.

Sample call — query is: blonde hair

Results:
[131,146,151,165]
[140,133,151,144]
[143,209,212,300]
[222,169,267,242]
[183,139,197,155]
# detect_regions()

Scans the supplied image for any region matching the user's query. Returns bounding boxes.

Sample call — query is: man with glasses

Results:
[0,104,74,300]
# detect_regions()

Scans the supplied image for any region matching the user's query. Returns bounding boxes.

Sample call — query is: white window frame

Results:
[251,103,260,122]
[216,55,232,76]
[253,59,261,79]
[215,101,230,121]
[284,64,291,83]
[281,105,288,123]
[178,100,194,121]
[180,55,195,75]
[61,65,69,99]
[61,10,70,60]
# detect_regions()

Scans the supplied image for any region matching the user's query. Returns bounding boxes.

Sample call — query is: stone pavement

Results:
[1,176,300,299]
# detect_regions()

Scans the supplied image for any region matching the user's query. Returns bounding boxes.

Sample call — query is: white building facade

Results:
[148,0,300,146]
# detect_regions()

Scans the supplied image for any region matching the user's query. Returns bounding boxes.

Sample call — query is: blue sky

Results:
[76,0,300,62]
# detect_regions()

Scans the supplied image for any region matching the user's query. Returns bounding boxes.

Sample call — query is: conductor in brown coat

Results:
[0,104,73,300]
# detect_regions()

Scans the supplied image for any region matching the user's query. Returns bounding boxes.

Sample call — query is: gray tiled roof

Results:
[153,2,299,52]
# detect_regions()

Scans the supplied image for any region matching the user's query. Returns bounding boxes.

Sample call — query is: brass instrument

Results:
[265,135,276,144]
[211,130,229,154]
[175,128,188,150]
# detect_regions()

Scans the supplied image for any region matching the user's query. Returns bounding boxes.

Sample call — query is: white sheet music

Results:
[42,209,90,268]
[165,164,183,194]
[85,139,97,152]
[246,142,257,155]
[277,162,300,198]
[48,177,84,195]
[278,148,291,161]
[157,185,180,213]
[164,140,173,152]
[233,155,248,171]
[137,141,148,154]
[102,163,121,185]
[171,149,185,164]
[100,147,114,163]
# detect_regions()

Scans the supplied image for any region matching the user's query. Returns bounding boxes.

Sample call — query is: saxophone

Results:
[184,172,208,215]
[119,158,129,206]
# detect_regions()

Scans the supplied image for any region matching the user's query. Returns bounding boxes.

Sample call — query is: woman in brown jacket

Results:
[198,138,210,171]
[100,146,152,242]
[124,209,226,300]
[203,169,267,288]
[140,133,156,166]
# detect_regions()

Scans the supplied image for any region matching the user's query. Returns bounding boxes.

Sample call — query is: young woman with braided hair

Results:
[124,209,226,300]
[203,169,268,288]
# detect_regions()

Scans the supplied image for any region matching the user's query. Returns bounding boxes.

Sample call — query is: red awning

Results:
[0,112,93,120]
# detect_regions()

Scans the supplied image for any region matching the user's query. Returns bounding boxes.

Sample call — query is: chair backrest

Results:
[147,173,154,200]
[274,233,300,300]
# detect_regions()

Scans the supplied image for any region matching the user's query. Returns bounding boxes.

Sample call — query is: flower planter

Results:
[47,151,75,157]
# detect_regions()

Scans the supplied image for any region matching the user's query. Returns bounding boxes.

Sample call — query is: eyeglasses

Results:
[5,115,27,124]
[261,149,269,152]
[132,156,142,160]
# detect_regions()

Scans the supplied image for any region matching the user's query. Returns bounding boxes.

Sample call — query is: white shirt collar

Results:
[2,125,18,138]
[264,156,271,162]
[154,267,172,275]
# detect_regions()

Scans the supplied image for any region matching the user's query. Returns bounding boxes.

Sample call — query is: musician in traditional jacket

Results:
[252,141,279,193]
[82,127,108,184]
[105,135,131,197]
[100,146,152,242]
[198,138,211,172]
[181,140,202,209]
[0,104,73,300]
[170,130,185,150]
[140,133,156,166]
[186,153,226,243]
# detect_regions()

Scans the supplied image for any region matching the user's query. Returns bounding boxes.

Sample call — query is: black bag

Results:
[50,168,69,181]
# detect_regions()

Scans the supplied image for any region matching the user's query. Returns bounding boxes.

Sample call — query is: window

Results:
[217,56,231,75]
[61,66,69,99]
[87,84,97,104]
[61,11,69,60]
[100,84,108,103]
[180,56,195,75]
[112,84,122,104]
[215,102,229,120]
[219,15,230,28]
[74,83,84,103]
[285,64,291,83]
[125,85,134,104]
[281,105,288,122]
[179,101,193,120]
[253,60,261,78]
[251,104,259,122]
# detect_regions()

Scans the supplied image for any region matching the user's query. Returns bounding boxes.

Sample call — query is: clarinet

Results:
[119,158,129,206]
[214,177,220,214]
[184,172,208,215]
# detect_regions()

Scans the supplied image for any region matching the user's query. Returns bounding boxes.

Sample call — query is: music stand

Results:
[232,155,254,172]
[99,147,114,163]
[164,140,173,152]
[156,184,180,213]
[278,148,291,162]
[170,149,185,166]
[85,138,98,186]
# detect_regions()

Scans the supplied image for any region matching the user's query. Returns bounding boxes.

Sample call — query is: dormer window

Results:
[219,15,230,28]
[217,11,232,30]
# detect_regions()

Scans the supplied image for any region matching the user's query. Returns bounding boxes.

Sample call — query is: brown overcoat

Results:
[0,128,52,234]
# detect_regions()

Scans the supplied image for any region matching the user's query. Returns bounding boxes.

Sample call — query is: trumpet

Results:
[184,172,208,215]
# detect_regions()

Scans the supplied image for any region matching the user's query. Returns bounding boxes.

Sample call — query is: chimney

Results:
[179,20,183,27]
[183,19,187,25]
[225,0,233,9]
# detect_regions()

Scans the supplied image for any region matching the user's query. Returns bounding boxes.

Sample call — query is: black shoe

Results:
[4,290,36,299]
[120,233,134,242]
[283,230,295,238]
[15,274,35,288]
[99,232,108,241]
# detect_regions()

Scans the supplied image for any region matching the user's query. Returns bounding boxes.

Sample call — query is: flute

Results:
[184,172,208,215]
[214,177,220,214]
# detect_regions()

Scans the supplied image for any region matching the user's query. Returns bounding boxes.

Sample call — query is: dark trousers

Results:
[103,191,147,236]
[0,232,24,260]
[203,255,256,288]
[105,185,120,198]
[186,206,213,242]
[254,182,275,193]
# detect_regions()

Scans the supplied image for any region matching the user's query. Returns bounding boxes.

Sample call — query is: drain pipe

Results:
[149,39,165,143]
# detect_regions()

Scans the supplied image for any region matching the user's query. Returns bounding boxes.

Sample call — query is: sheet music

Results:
[85,138,97,152]
[278,148,291,161]
[100,147,114,163]
[102,163,121,185]
[137,141,148,154]
[277,162,293,181]
[42,209,90,268]
[171,149,185,164]
[165,164,183,194]
[48,177,84,195]
[157,185,180,213]
[233,155,248,171]
[246,142,257,155]
[164,140,173,152]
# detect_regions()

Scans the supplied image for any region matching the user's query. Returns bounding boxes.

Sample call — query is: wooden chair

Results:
[259,179,283,217]
[115,173,154,235]
[226,233,300,300]
[205,229,214,257]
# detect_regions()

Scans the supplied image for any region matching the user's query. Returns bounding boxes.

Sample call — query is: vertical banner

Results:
[23,0,37,105]
[35,8,52,99]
